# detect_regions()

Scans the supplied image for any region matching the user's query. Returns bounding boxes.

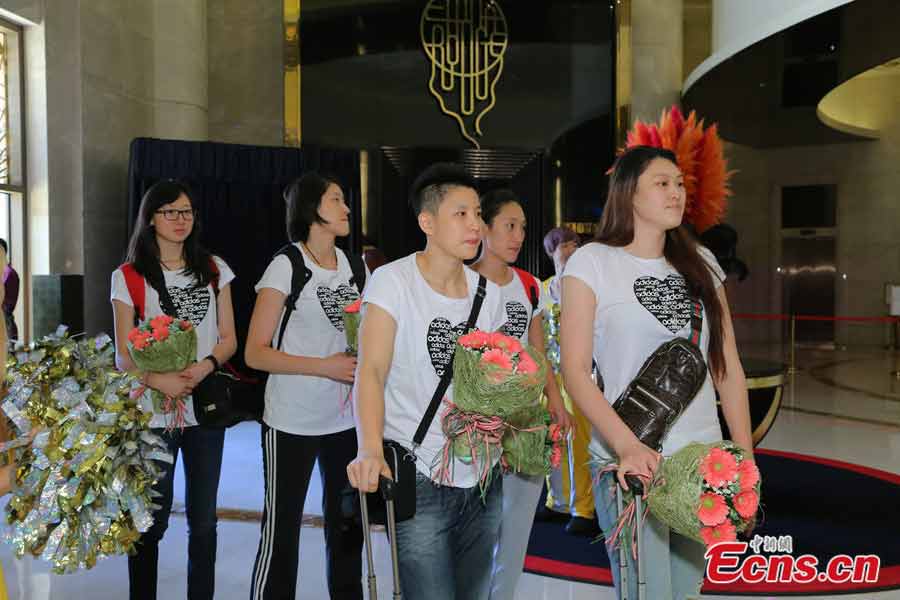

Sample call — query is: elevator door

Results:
[781,235,836,345]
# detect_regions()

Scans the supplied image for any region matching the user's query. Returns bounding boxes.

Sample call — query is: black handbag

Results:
[363,275,487,525]
[611,299,707,455]
[193,363,265,428]
[151,268,265,429]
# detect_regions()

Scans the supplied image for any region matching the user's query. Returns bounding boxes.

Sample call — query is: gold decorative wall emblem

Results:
[420,0,508,148]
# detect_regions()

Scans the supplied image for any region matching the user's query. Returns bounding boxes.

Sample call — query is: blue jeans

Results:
[396,468,503,600]
[488,472,544,600]
[591,469,705,600]
[128,425,225,600]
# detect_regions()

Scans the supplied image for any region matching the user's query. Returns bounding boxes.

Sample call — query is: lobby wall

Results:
[2,0,209,336]
[207,0,282,146]
[722,127,900,347]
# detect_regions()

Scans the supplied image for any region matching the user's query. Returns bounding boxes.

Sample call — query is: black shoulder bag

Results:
[191,263,264,428]
[611,299,707,490]
[366,274,487,525]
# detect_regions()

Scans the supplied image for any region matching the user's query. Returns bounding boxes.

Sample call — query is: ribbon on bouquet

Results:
[130,384,187,432]
[436,401,507,493]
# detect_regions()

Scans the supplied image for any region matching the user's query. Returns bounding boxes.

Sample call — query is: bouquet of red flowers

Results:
[603,441,761,554]
[437,330,551,491]
[127,315,197,430]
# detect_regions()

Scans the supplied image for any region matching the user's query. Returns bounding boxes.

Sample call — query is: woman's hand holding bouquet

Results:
[599,441,762,557]
[437,330,553,493]
[127,315,198,430]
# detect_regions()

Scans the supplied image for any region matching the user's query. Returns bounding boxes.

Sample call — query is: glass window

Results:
[0,18,25,339]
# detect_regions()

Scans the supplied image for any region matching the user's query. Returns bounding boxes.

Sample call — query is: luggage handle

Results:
[359,476,403,600]
[616,486,647,600]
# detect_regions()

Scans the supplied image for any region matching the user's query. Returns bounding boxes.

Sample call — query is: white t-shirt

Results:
[362,253,505,488]
[255,244,367,436]
[497,269,546,343]
[110,256,235,429]
[562,243,726,458]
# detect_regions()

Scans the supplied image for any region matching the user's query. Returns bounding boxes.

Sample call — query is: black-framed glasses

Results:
[156,208,197,221]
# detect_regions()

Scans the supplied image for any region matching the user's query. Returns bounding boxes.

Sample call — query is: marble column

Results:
[630,0,684,123]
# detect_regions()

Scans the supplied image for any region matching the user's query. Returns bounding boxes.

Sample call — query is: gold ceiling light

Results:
[420,0,508,149]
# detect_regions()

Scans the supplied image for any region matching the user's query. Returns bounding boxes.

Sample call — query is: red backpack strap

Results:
[512,267,539,312]
[208,256,221,296]
[120,263,146,322]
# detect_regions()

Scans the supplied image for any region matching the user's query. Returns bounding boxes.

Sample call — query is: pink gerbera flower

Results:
[517,351,538,375]
[459,330,492,349]
[733,490,759,519]
[700,521,737,547]
[481,348,513,371]
[700,447,738,487]
[737,459,760,491]
[150,315,173,330]
[697,492,729,526]
[489,332,523,354]
[179,320,193,331]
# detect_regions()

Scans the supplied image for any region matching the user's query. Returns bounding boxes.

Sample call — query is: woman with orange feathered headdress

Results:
[561,110,752,599]
[618,106,733,234]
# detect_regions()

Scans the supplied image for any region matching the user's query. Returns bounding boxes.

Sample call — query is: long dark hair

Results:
[596,146,726,378]
[125,180,214,308]
[284,172,344,243]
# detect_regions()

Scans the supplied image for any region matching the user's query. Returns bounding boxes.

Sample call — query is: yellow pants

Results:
[0,563,7,600]
[545,378,595,518]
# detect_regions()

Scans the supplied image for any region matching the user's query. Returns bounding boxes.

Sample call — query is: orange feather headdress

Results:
[618,106,733,233]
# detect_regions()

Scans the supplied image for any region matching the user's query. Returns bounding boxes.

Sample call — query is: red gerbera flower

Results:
[489,332,523,354]
[152,327,170,342]
[737,458,760,491]
[150,315,173,330]
[481,348,513,371]
[700,521,737,547]
[459,330,492,349]
[733,490,759,519]
[517,352,538,375]
[700,447,738,487]
[697,492,729,526]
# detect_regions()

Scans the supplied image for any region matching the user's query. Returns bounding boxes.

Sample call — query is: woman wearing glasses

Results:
[110,180,237,600]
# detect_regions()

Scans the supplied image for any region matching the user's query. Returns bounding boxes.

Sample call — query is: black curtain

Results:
[126,137,361,371]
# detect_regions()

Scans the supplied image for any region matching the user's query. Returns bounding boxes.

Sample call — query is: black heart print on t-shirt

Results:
[499,301,529,341]
[427,318,468,378]
[168,285,210,326]
[633,275,692,333]
[316,284,360,331]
